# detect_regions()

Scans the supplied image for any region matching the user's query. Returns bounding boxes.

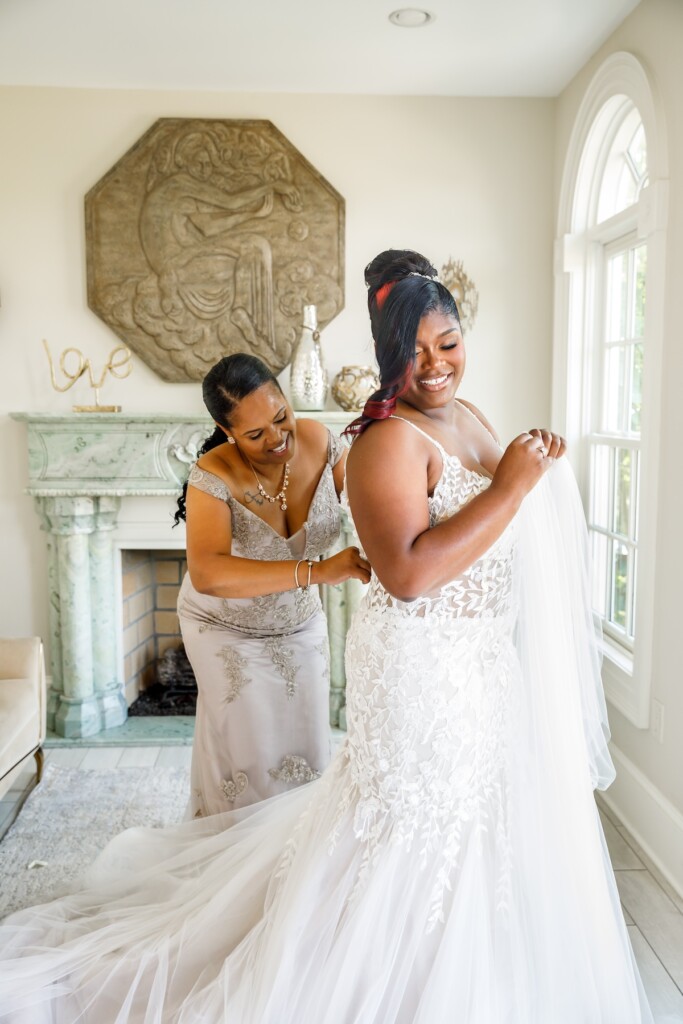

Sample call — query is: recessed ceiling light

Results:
[388,8,434,28]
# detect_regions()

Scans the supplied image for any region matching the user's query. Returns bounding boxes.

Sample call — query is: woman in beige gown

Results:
[175,353,370,817]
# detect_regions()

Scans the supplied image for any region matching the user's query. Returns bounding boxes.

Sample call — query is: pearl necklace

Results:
[248,460,290,511]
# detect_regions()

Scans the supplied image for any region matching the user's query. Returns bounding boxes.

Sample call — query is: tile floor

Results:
[597,796,683,1022]
[1,749,682,1021]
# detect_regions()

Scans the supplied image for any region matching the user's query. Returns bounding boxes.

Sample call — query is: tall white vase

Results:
[289,305,329,411]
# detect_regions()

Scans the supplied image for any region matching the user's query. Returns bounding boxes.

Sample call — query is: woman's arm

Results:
[346,418,559,602]
[186,484,369,598]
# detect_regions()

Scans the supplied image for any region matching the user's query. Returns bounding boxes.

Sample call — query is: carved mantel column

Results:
[36,495,124,737]
[12,412,211,738]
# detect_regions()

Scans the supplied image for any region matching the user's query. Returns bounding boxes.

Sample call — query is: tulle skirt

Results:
[0,740,650,1023]
[0,676,651,1021]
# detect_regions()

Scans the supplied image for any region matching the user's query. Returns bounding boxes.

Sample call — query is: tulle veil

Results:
[515,455,614,793]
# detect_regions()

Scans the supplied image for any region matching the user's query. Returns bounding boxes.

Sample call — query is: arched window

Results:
[554,54,668,727]
[580,100,647,652]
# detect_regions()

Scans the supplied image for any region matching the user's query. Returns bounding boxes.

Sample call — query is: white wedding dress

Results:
[0,425,652,1023]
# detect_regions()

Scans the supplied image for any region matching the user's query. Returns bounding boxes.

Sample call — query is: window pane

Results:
[591,531,608,620]
[604,345,627,432]
[616,162,638,212]
[597,106,648,222]
[613,448,632,538]
[633,245,647,338]
[590,444,611,528]
[628,123,647,180]
[610,539,629,630]
[607,252,628,341]
[630,342,643,434]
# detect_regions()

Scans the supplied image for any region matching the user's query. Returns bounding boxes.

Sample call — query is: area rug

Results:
[0,763,190,919]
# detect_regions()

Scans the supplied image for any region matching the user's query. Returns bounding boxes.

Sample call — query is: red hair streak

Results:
[362,395,395,421]
[374,281,395,310]
[344,366,413,437]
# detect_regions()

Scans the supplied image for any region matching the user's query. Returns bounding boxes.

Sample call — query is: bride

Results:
[0,249,652,1022]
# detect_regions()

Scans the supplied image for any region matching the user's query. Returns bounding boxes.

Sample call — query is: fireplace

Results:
[121,548,199,715]
[121,549,187,703]
[13,411,357,737]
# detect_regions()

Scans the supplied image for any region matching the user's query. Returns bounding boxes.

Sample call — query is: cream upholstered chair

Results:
[0,637,46,801]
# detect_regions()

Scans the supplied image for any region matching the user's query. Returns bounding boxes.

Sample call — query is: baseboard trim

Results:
[601,744,683,899]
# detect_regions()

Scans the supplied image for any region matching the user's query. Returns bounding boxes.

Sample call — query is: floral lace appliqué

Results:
[217,644,250,703]
[268,755,321,784]
[220,771,248,802]
[264,636,300,699]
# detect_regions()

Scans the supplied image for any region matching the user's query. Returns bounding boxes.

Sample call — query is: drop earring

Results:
[227,435,236,445]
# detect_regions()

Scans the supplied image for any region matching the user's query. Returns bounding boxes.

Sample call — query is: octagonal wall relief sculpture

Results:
[85,119,345,382]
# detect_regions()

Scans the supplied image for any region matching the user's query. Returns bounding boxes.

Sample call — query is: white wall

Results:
[0,86,555,644]
[555,0,683,884]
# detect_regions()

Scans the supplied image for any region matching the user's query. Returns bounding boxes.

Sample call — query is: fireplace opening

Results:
[121,550,197,715]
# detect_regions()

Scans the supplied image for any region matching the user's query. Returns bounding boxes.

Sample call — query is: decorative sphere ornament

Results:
[331,365,380,412]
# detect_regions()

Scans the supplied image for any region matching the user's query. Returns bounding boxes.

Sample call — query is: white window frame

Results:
[553,53,668,728]
[587,231,644,651]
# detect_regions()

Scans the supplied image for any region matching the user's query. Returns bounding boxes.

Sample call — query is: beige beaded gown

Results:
[178,430,345,816]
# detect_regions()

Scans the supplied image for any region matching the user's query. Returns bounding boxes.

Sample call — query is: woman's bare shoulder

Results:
[196,445,235,482]
[456,399,500,444]
[347,417,430,468]
[294,416,329,458]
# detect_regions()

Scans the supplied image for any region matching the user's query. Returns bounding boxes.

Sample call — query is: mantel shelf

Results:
[11,410,353,496]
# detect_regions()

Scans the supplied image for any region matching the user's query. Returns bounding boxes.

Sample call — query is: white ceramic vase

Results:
[289,305,329,411]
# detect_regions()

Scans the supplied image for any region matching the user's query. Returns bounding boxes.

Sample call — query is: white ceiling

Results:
[0,0,641,97]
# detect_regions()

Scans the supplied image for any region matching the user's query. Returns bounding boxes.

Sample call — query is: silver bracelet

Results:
[305,559,314,589]
[294,559,306,590]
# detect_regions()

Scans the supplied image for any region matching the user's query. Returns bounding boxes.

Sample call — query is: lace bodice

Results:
[331,416,519,928]
[358,418,516,625]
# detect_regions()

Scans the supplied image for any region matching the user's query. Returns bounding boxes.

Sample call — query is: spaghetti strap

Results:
[388,415,448,460]
[455,399,501,448]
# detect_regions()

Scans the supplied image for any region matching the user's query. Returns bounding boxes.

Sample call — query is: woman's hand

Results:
[317,547,371,586]
[491,429,566,506]
[528,428,566,461]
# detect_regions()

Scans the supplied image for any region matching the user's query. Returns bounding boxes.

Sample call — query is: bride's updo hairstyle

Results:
[174,353,281,524]
[345,249,460,437]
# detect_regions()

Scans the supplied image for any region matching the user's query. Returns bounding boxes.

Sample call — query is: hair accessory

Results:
[374,272,437,311]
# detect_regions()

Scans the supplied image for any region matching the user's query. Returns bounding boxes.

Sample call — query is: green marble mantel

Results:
[12,411,356,738]
[11,413,214,496]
